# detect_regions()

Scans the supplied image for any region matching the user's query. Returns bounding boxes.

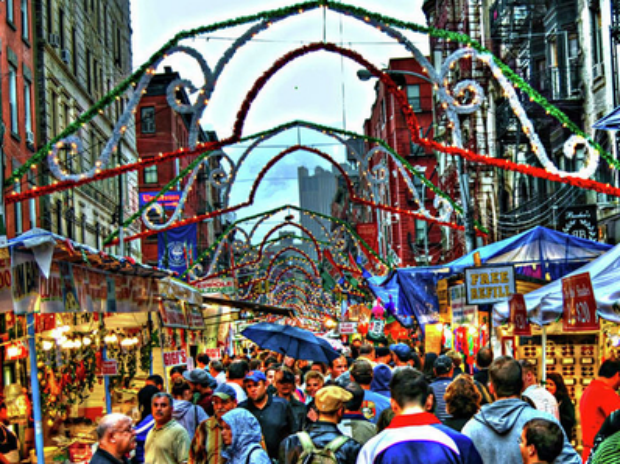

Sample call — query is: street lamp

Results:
[356,67,477,254]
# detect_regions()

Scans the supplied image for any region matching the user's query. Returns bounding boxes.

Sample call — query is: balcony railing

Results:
[523,65,582,101]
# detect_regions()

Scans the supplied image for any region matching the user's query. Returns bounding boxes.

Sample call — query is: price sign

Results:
[562,272,598,332]
[510,293,531,336]
[205,348,222,360]
[102,360,118,376]
[163,350,188,367]
[339,322,357,334]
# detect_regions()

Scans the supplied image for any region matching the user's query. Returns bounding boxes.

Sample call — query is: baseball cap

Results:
[434,355,454,375]
[375,346,390,358]
[390,343,411,362]
[244,370,267,383]
[315,386,353,413]
[183,369,217,388]
[212,383,237,400]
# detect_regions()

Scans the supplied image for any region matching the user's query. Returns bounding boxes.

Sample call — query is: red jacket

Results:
[579,378,620,460]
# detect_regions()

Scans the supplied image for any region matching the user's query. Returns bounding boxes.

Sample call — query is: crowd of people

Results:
[88,345,620,464]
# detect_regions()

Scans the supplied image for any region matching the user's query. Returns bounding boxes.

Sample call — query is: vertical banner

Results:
[158,223,197,275]
[11,250,40,314]
[59,262,80,312]
[510,293,531,336]
[562,272,599,331]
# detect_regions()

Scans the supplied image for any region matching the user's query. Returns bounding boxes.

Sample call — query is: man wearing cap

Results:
[338,382,377,445]
[188,384,238,464]
[349,360,390,425]
[225,360,249,403]
[374,347,392,366]
[275,368,308,431]
[430,355,454,422]
[279,386,362,464]
[183,369,218,417]
[390,344,411,369]
[239,370,297,461]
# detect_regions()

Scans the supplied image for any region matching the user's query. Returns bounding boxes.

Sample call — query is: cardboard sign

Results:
[424,323,443,355]
[163,350,188,367]
[562,272,598,331]
[510,293,531,336]
[102,360,118,376]
[465,266,515,305]
[339,322,358,334]
[205,348,222,360]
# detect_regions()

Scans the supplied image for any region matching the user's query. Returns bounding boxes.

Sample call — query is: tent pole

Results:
[27,314,45,464]
[541,324,547,384]
[158,318,169,392]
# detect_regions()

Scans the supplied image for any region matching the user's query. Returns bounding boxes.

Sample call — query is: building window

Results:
[103,5,108,46]
[9,65,18,136]
[7,0,14,25]
[407,85,422,112]
[591,7,604,74]
[415,219,426,245]
[144,165,158,184]
[28,170,36,228]
[46,0,52,34]
[141,106,156,133]
[59,8,65,49]
[21,0,28,39]
[86,50,91,92]
[72,27,78,75]
[51,91,58,138]
[116,27,121,65]
[13,162,22,235]
[24,79,33,139]
[380,99,386,127]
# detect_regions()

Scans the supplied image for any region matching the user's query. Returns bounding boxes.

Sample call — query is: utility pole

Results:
[117,149,124,256]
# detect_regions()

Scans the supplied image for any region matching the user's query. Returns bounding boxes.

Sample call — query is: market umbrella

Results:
[593,105,620,130]
[241,322,341,363]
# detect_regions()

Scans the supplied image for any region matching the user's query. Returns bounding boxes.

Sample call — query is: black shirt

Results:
[89,447,129,464]
[239,394,296,460]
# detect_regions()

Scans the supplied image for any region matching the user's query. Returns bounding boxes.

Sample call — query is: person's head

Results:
[305,370,325,397]
[146,374,164,391]
[446,350,462,368]
[96,413,136,458]
[221,409,262,449]
[445,374,481,419]
[228,360,249,381]
[434,355,454,378]
[283,356,296,368]
[244,370,268,404]
[389,367,433,414]
[196,353,211,368]
[151,392,174,427]
[310,362,328,375]
[520,419,564,464]
[545,373,569,400]
[390,344,411,365]
[489,356,523,399]
[410,352,422,370]
[375,347,391,364]
[314,386,352,423]
[330,356,348,379]
[265,364,280,386]
[138,384,159,420]
[359,344,375,359]
[212,384,238,420]
[209,360,224,378]
[171,380,193,401]
[343,382,364,413]
[182,369,217,394]
[351,359,373,387]
[169,366,186,384]
[264,357,278,370]
[275,369,296,398]
[476,347,494,370]
[518,359,538,389]
[423,352,438,379]
[598,359,620,389]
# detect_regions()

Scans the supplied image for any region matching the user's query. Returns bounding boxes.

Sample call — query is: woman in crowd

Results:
[546,372,576,439]
[303,370,325,423]
[443,374,481,432]
[221,409,271,464]
[171,380,209,438]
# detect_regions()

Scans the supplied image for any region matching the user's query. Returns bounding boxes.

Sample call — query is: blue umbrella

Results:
[593,106,620,130]
[241,322,341,363]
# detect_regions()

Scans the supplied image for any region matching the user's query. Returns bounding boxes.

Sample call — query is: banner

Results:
[159,300,188,328]
[163,350,188,367]
[186,304,205,329]
[204,303,229,349]
[559,205,598,241]
[356,223,378,253]
[194,277,236,295]
[339,322,357,334]
[510,293,531,336]
[158,223,197,276]
[139,191,182,210]
[0,250,13,312]
[465,266,515,305]
[562,272,598,331]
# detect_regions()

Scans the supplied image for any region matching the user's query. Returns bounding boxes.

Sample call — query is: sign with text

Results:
[102,360,118,376]
[559,205,598,241]
[465,266,515,305]
[194,277,236,295]
[450,284,478,325]
[159,300,188,328]
[339,322,358,334]
[562,272,599,331]
[424,323,443,355]
[5,341,28,361]
[139,191,182,210]
[186,304,205,329]
[204,348,222,360]
[163,350,188,367]
[510,293,531,336]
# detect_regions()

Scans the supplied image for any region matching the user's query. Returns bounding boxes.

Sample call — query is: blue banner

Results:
[158,224,197,276]
[140,191,182,210]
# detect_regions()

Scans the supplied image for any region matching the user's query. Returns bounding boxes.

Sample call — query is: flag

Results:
[158,224,197,276]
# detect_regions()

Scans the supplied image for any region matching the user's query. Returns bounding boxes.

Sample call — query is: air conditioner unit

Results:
[48,33,60,48]
[26,131,34,144]
[60,49,70,64]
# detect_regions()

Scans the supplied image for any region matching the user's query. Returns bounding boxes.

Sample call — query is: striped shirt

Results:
[591,430,620,464]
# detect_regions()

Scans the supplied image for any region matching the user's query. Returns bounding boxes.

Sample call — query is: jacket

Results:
[579,378,620,460]
[462,398,580,464]
[133,414,154,464]
[173,399,209,438]
[370,365,392,398]
[221,409,271,464]
[90,448,129,464]
[279,421,362,464]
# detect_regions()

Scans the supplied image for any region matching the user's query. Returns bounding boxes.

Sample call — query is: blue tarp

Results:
[368,226,612,329]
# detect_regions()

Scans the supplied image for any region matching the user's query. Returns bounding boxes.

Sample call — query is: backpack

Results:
[296,431,349,464]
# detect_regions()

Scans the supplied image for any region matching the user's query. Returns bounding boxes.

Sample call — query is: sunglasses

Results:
[523,346,538,357]
[561,346,575,356]
[562,366,575,376]
[546,366,556,373]
[581,367,595,377]
[581,346,595,356]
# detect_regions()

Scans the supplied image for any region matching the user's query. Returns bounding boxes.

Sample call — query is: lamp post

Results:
[357,67,476,253]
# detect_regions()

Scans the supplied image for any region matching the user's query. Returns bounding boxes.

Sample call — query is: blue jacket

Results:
[172,399,209,438]
[371,365,392,398]
[462,398,581,464]
[221,409,271,464]
[361,390,391,424]
[133,415,154,464]
[430,377,453,422]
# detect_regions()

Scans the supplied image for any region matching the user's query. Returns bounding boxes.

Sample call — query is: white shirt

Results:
[226,381,247,402]
[522,384,559,420]
[215,371,226,386]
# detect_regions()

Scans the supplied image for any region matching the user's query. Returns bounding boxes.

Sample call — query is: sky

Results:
[130,1,429,241]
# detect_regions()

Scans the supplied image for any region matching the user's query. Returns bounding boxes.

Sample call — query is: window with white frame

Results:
[407,85,422,112]
[21,0,28,39]
[9,65,18,135]
[24,79,33,139]
[7,0,14,24]
[144,165,158,184]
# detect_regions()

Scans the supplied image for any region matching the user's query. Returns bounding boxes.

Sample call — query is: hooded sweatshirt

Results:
[172,399,209,438]
[462,398,581,464]
[370,365,392,398]
[221,409,271,464]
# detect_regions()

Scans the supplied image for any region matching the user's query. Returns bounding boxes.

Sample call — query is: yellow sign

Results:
[424,323,443,354]
[465,266,515,305]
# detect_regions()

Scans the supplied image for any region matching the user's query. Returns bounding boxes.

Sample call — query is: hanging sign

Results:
[5,341,28,361]
[562,272,599,331]
[194,277,236,295]
[450,284,465,324]
[339,322,358,334]
[159,300,188,328]
[204,348,222,360]
[559,205,598,241]
[465,266,515,305]
[424,323,443,354]
[163,350,188,367]
[139,191,182,210]
[510,293,531,336]
[102,360,119,376]
[186,304,205,329]
[368,320,385,338]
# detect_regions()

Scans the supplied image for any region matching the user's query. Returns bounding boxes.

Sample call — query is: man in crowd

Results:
[519,419,564,464]
[339,382,376,445]
[430,355,454,422]
[209,360,226,386]
[474,347,493,387]
[239,370,296,460]
[519,359,559,419]
[226,360,249,403]
[145,374,164,391]
[145,393,191,464]
[183,369,217,416]
[275,368,307,431]
[350,360,390,424]
[462,356,579,464]
[189,384,238,464]
[389,344,411,369]
[357,368,482,464]
[374,347,392,366]
[196,353,211,370]
[579,359,620,460]
[265,364,279,387]
[90,413,136,464]
[357,345,376,367]
[279,386,362,464]
[330,356,349,381]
